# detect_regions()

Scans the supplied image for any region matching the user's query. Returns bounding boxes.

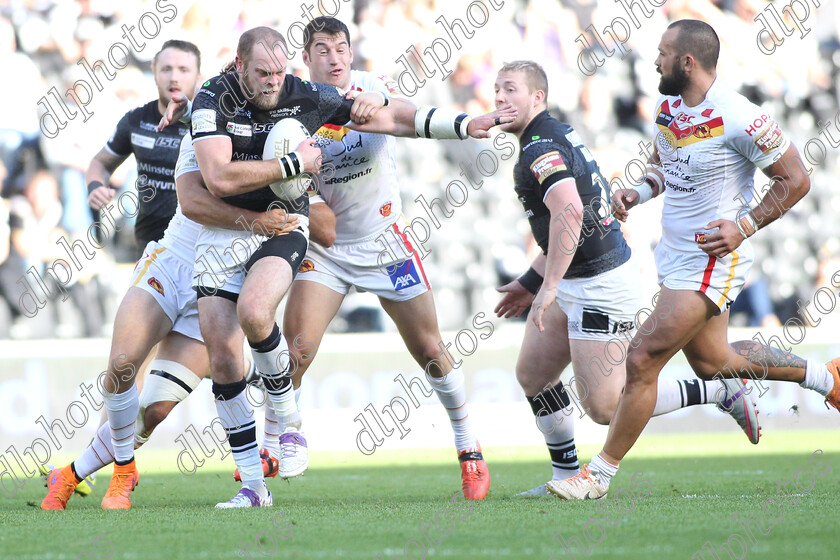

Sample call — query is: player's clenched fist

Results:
[88,183,116,210]
[347,91,385,125]
[295,138,323,174]
[611,188,640,222]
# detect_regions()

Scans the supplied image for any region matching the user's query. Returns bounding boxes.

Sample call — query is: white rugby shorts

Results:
[655,239,753,314]
[130,241,202,342]
[296,216,430,302]
[192,218,310,300]
[556,255,644,341]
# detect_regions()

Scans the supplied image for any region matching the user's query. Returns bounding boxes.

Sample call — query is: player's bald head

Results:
[238,26,289,63]
[667,20,719,71]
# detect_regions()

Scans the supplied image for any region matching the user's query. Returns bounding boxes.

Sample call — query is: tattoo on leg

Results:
[731,340,806,369]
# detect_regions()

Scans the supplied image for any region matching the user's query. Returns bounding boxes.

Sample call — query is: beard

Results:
[658,59,689,96]
[249,90,280,110]
[240,74,281,109]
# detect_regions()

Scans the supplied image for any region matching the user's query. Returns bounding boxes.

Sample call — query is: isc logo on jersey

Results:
[156,137,182,148]
[253,122,275,134]
[388,259,421,291]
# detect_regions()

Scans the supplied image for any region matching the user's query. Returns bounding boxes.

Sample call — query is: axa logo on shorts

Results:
[388,259,421,291]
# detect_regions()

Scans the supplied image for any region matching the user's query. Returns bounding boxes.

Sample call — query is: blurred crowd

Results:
[1,0,839,338]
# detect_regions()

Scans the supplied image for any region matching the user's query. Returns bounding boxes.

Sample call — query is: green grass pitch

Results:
[2,430,838,559]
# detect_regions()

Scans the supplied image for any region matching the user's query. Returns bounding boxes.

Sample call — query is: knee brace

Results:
[135,360,203,447]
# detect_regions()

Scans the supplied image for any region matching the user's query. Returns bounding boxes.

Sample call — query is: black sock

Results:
[69,462,83,483]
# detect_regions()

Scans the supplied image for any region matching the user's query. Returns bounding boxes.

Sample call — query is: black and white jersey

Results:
[190,72,355,216]
[106,100,189,247]
[513,111,630,279]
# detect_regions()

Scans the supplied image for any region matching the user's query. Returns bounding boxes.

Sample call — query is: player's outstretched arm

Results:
[700,144,810,258]
[531,180,583,332]
[177,169,299,236]
[495,253,546,319]
[347,96,517,139]
[86,148,127,210]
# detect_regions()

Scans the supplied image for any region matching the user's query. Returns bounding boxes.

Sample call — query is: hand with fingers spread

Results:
[495,280,535,319]
[467,103,518,139]
[698,219,745,258]
[157,93,189,131]
[611,188,640,222]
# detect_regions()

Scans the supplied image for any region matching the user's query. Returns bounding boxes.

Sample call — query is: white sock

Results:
[267,376,301,430]
[652,378,716,416]
[242,478,269,498]
[802,359,833,396]
[589,453,619,488]
[250,330,289,378]
[213,381,262,484]
[426,368,477,452]
[527,382,579,479]
[74,422,114,479]
[540,410,579,479]
[263,405,281,458]
[250,326,301,430]
[103,384,139,463]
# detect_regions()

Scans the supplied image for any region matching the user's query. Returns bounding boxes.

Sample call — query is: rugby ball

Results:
[262,118,312,200]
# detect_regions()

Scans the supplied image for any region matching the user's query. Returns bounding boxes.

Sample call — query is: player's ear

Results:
[235,56,244,74]
[534,89,546,108]
[302,48,311,66]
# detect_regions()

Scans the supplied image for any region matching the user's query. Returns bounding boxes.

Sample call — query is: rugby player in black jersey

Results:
[86,39,201,256]
[155,26,515,508]
[491,61,763,497]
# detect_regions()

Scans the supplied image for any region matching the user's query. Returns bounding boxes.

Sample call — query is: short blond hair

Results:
[498,60,548,98]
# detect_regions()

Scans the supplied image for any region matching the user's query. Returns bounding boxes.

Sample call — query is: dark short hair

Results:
[154,39,201,70]
[303,16,350,52]
[667,20,719,71]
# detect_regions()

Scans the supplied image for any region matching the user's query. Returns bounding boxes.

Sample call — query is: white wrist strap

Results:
[414,106,472,140]
[644,165,664,196]
[277,151,302,179]
[633,181,654,204]
[179,99,193,125]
